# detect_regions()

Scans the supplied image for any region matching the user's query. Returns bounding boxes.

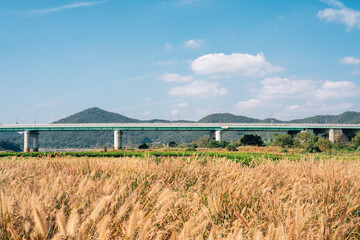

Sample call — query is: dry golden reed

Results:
[0,155,360,239]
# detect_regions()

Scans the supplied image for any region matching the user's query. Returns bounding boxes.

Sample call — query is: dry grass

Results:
[0,155,360,239]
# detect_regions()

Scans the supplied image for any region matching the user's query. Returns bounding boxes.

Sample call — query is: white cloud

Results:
[156,60,177,66]
[27,1,106,15]
[319,0,345,8]
[232,76,360,119]
[234,99,263,111]
[258,77,316,100]
[168,80,228,97]
[172,102,189,108]
[318,0,360,30]
[274,102,354,120]
[171,109,180,115]
[164,43,173,50]
[191,53,283,77]
[159,73,193,83]
[316,81,359,100]
[184,39,203,48]
[339,56,360,64]
[257,77,359,101]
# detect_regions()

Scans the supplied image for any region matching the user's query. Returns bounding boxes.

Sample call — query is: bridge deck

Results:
[1,123,360,132]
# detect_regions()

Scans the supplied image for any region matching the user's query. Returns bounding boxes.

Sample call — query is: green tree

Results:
[219,140,229,148]
[295,132,319,152]
[195,136,211,148]
[238,134,264,146]
[206,139,221,148]
[272,134,293,148]
[316,138,332,152]
[138,143,150,149]
[226,144,238,151]
[351,133,360,148]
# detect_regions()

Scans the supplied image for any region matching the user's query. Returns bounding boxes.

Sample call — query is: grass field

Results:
[1,155,360,239]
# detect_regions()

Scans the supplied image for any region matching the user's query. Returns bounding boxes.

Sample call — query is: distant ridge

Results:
[54,107,360,124]
[198,111,360,124]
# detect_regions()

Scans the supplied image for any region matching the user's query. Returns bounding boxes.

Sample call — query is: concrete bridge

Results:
[0,123,359,152]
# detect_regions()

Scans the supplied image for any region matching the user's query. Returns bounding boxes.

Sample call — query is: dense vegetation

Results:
[0,139,21,152]
[1,155,360,239]
[270,132,360,153]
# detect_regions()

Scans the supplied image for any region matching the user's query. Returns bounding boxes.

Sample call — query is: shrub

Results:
[219,140,229,148]
[206,139,221,148]
[295,132,319,152]
[195,136,211,148]
[316,138,333,152]
[272,134,293,148]
[351,133,360,147]
[238,134,264,146]
[138,143,150,149]
[226,144,238,152]
[102,145,108,152]
[168,141,177,148]
[185,146,197,151]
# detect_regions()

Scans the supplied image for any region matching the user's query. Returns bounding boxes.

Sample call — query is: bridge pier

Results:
[210,130,222,142]
[24,131,39,152]
[114,130,123,150]
[24,131,31,152]
[328,129,348,143]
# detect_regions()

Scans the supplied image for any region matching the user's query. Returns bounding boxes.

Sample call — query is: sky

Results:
[1,0,360,124]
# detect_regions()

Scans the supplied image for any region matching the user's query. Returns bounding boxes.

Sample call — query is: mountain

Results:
[55,107,140,123]
[199,113,285,124]
[2,107,360,150]
[289,111,360,124]
[198,113,260,123]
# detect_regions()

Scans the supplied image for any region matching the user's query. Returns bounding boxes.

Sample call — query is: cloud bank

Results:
[318,0,360,30]
[191,53,283,77]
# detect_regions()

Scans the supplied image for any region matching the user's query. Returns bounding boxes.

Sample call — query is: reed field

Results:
[1,155,360,239]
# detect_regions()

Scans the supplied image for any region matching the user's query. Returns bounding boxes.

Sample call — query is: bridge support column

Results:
[24,131,31,152]
[210,130,222,142]
[32,132,39,152]
[215,130,222,142]
[114,130,123,150]
[24,131,39,152]
[329,129,348,143]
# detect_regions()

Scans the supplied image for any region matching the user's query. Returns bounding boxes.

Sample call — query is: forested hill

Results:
[198,113,284,123]
[55,107,194,124]
[288,111,360,124]
[55,107,140,123]
[198,113,261,123]
[54,107,360,125]
[198,112,360,124]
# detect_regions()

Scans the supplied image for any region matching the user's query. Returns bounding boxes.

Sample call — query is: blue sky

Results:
[1,0,360,123]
